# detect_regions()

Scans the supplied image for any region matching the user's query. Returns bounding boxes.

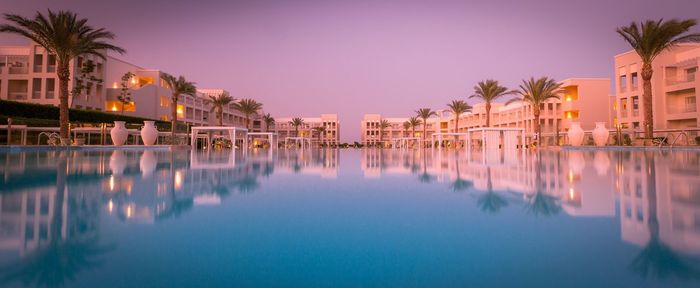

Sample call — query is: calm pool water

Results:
[0,148,699,287]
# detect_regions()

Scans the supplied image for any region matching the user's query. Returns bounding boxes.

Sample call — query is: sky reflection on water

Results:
[0,148,699,287]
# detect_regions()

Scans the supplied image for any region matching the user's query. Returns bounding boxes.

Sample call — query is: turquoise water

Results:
[0,148,699,287]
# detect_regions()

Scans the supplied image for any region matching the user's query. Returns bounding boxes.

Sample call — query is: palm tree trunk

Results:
[485,102,491,127]
[642,62,654,139]
[218,107,223,126]
[422,121,427,148]
[57,60,71,143]
[534,108,541,145]
[171,93,178,141]
[246,115,250,130]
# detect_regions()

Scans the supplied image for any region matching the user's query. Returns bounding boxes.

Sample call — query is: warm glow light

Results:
[566,112,572,119]
[112,82,118,89]
[568,170,574,182]
[111,106,118,112]
[127,205,133,218]
[174,171,183,190]
[569,188,575,199]
[131,77,137,85]
[565,95,572,101]
[109,176,115,191]
[108,199,114,213]
[176,105,184,115]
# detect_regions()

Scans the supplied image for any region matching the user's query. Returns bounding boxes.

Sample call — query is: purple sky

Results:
[2,0,700,141]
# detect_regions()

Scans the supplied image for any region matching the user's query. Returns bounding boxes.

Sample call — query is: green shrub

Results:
[0,100,169,127]
[623,134,632,146]
[0,99,162,124]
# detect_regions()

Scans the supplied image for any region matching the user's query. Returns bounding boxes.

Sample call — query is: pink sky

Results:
[2,0,699,142]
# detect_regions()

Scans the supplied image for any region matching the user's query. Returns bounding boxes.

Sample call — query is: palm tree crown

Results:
[262,113,275,132]
[1,10,125,142]
[470,79,516,127]
[162,73,196,139]
[408,116,422,138]
[290,117,304,137]
[446,100,472,133]
[233,98,263,130]
[379,119,391,146]
[402,121,411,137]
[208,92,235,126]
[415,108,437,147]
[507,77,564,143]
[617,19,700,138]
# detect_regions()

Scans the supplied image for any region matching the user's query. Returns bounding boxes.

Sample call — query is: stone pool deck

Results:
[554,145,700,152]
[0,145,191,153]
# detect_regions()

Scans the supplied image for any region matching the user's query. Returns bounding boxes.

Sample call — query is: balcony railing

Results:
[32,91,41,99]
[33,65,42,73]
[47,65,56,73]
[8,92,28,100]
[46,91,55,99]
[667,105,697,114]
[8,66,28,74]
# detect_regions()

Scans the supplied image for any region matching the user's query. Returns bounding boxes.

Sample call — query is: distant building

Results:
[361,78,612,146]
[273,114,340,146]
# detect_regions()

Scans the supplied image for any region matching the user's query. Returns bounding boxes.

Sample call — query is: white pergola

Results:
[466,127,525,150]
[247,132,279,149]
[190,126,248,150]
[391,137,421,149]
[431,132,469,149]
[284,137,312,149]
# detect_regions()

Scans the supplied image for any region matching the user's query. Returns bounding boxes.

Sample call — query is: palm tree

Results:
[262,113,275,132]
[208,92,234,126]
[379,119,390,147]
[312,126,326,146]
[415,108,437,147]
[507,77,564,144]
[408,116,422,138]
[1,10,125,144]
[233,98,263,130]
[161,74,197,141]
[446,100,472,133]
[617,19,700,138]
[290,117,304,137]
[402,121,411,138]
[469,79,516,127]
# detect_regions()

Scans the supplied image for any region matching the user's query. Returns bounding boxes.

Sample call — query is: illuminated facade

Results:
[614,44,700,132]
[361,78,612,146]
[273,114,340,146]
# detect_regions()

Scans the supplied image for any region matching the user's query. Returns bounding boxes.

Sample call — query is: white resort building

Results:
[272,114,340,146]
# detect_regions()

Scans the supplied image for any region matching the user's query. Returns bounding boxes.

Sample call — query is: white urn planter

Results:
[141,121,158,146]
[140,150,157,178]
[110,121,128,146]
[567,122,584,146]
[592,122,609,146]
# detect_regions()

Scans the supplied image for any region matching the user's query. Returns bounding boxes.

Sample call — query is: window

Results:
[160,96,170,107]
[632,96,639,110]
[45,78,55,99]
[619,75,627,92]
[32,78,41,99]
[631,72,638,90]
[687,67,697,82]
[686,96,697,112]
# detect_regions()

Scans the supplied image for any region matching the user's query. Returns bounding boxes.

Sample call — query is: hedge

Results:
[0,100,170,128]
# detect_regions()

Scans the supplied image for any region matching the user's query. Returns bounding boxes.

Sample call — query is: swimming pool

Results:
[0,148,699,287]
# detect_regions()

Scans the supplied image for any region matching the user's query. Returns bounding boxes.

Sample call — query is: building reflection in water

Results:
[0,148,698,285]
[362,147,700,278]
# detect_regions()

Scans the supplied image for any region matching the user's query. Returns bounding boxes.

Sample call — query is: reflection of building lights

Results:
[108,199,114,213]
[568,170,574,182]
[569,188,575,199]
[174,171,183,190]
[127,205,133,218]
[109,175,115,191]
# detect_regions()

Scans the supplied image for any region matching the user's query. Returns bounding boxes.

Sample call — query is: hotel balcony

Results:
[8,92,28,100]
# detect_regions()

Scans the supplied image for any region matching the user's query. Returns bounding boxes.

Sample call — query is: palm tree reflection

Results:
[525,152,561,217]
[629,152,700,280]
[477,167,508,213]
